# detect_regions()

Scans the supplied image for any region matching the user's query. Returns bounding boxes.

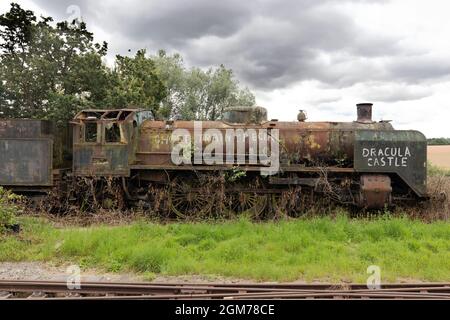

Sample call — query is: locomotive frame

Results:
[0,103,428,217]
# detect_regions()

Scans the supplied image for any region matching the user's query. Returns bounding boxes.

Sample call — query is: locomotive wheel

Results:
[148,185,170,216]
[169,176,213,219]
[73,177,125,211]
[127,182,170,217]
[224,177,268,218]
[270,187,303,218]
[269,192,287,218]
[96,179,125,210]
[226,192,267,218]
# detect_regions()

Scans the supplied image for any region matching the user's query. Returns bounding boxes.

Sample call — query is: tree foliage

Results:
[0,3,109,125]
[428,138,450,145]
[0,3,255,123]
[0,3,36,54]
[105,49,167,118]
[154,50,255,120]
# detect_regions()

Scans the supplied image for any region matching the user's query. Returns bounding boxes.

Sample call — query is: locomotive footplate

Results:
[359,174,392,209]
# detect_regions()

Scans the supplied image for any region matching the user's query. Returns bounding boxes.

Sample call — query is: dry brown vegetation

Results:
[400,174,450,221]
[16,163,450,224]
[426,174,449,219]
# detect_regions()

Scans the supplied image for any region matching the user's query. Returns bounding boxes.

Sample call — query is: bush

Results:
[428,138,450,145]
[0,187,20,233]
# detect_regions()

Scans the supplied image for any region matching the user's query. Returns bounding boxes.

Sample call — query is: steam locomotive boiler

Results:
[66,103,427,217]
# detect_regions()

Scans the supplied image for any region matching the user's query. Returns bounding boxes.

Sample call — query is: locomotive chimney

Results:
[356,103,373,123]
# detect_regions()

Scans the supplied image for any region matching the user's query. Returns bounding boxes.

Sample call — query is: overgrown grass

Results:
[1,214,449,282]
[428,162,450,177]
[422,162,450,220]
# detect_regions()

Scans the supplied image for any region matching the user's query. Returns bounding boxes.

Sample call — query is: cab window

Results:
[84,122,97,142]
[105,123,121,143]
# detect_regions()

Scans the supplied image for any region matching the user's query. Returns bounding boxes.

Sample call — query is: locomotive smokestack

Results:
[356,103,373,123]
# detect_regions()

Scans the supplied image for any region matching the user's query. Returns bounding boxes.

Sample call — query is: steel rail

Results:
[1,280,449,295]
[4,291,450,300]
[0,280,449,300]
[140,281,450,290]
[0,280,335,295]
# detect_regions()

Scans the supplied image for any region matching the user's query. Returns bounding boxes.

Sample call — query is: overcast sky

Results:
[2,0,450,137]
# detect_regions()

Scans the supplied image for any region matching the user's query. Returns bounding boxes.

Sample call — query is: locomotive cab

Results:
[71,109,152,177]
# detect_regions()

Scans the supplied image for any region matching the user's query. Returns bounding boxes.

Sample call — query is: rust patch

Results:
[359,174,392,209]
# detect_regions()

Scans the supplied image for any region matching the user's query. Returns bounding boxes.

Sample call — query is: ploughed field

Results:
[428,146,450,170]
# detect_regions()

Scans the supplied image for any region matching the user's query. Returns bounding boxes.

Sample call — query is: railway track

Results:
[0,280,449,300]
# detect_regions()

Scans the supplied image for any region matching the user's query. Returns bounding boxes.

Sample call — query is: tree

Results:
[0,80,7,111]
[0,3,109,124]
[428,138,450,145]
[105,49,167,118]
[152,50,186,119]
[0,2,36,54]
[0,3,256,123]
[153,50,255,120]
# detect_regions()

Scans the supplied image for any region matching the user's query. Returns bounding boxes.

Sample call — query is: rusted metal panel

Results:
[73,144,130,176]
[0,120,54,187]
[359,175,392,209]
[222,106,268,124]
[130,164,354,173]
[269,176,318,186]
[71,109,153,177]
[356,103,374,123]
[354,130,427,197]
[0,138,53,186]
[137,118,396,169]
[0,119,53,138]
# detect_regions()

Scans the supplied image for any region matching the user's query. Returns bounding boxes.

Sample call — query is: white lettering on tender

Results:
[361,147,411,168]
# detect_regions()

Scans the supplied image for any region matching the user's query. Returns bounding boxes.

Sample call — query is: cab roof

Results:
[73,109,142,121]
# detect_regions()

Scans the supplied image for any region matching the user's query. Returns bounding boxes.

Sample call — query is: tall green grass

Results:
[1,215,449,282]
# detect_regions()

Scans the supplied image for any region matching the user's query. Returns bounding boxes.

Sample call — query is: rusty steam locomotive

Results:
[0,103,427,217]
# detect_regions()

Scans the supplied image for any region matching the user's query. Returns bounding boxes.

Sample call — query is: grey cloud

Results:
[32,0,253,44]
[307,95,342,105]
[387,55,450,83]
[29,0,91,20]
[29,0,450,91]
[318,105,354,118]
[360,83,433,102]
[180,2,402,88]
